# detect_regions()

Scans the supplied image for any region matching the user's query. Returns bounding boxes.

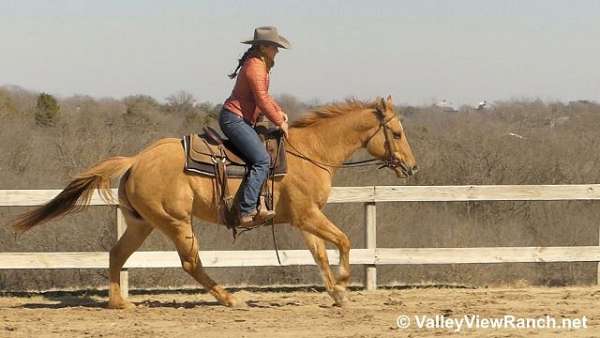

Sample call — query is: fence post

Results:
[116,207,128,298]
[365,202,377,290]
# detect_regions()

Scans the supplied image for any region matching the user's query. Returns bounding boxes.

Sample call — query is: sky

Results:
[1,0,599,106]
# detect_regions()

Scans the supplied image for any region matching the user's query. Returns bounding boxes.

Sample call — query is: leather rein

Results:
[284,108,409,175]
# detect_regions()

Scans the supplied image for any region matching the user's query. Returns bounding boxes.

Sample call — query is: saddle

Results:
[181,124,287,232]
[182,126,287,178]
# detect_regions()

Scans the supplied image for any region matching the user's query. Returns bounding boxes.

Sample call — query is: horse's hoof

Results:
[107,299,135,310]
[333,297,349,307]
[220,295,240,308]
[329,287,349,307]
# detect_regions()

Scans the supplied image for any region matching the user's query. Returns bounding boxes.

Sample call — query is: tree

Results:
[164,90,195,114]
[276,94,308,121]
[123,95,160,115]
[196,101,222,122]
[0,89,17,116]
[35,92,60,126]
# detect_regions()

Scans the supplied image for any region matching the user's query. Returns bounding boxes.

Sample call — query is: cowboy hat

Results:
[241,26,291,49]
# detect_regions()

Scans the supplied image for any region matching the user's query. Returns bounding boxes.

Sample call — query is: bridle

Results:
[284,107,411,176]
[374,107,411,174]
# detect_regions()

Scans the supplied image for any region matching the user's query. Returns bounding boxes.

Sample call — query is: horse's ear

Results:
[376,96,387,112]
[386,95,393,107]
[374,96,384,114]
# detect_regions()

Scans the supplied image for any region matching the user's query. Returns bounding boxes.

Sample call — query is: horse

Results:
[8,95,417,309]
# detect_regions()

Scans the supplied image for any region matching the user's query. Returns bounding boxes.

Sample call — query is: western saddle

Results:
[182,123,286,233]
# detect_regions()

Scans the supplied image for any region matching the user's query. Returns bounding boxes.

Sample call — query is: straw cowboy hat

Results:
[241,26,291,49]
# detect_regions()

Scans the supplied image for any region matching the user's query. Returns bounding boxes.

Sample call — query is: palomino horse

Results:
[9,96,417,309]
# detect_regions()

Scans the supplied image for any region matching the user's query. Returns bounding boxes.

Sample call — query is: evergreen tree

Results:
[35,92,60,126]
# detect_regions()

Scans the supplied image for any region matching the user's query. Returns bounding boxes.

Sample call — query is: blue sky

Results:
[1,0,599,105]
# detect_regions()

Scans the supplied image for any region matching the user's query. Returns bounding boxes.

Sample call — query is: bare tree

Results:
[165,90,195,114]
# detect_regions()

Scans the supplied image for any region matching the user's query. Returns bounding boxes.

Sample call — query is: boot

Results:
[238,210,258,229]
[255,196,276,223]
[238,197,276,229]
[255,209,275,224]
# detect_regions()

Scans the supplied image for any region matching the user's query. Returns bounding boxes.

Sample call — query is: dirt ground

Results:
[0,286,599,338]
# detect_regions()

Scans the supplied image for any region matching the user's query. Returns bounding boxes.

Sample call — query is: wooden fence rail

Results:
[2,184,600,296]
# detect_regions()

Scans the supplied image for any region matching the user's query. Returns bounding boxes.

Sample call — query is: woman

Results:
[219,26,290,228]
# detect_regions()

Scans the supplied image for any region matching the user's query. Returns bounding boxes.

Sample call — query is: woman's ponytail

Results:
[228,45,258,79]
[228,44,275,79]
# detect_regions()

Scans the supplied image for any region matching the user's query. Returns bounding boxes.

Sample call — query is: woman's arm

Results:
[245,59,285,126]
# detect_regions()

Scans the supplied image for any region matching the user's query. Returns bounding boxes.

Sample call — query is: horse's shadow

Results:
[7,286,320,310]
[16,300,224,310]
[16,298,299,309]
[18,294,103,309]
[135,299,222,308]
[9,289,223,310]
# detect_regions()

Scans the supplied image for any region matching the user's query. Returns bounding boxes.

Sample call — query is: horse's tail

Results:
[9,155,137,233]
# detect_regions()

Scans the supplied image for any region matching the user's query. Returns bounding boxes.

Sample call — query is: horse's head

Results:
[365,95,418,177]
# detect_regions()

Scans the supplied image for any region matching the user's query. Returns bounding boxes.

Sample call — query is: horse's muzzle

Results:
[407,165,418,176]
[395,161,418,177]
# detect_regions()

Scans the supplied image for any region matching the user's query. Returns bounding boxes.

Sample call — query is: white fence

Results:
[2,185,600,296]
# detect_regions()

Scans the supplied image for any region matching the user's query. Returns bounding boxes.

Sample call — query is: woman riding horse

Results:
[8,96,417,309]
[7,28,417,309]
[220,26,290,228]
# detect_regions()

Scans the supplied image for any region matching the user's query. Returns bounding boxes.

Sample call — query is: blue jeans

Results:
[219,109,270,216]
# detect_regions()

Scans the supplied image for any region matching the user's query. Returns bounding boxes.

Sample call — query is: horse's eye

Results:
[393,133,402,140]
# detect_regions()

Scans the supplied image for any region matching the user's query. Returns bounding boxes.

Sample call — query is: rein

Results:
[284,110,402,174]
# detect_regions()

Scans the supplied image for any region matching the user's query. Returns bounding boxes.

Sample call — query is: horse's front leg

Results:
[301,231,338,300]
[294,208,351,306]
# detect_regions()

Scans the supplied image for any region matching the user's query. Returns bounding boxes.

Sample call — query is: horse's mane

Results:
[291,99,377,128]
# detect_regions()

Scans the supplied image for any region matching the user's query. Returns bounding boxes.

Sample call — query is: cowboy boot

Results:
[254,195,275,224]
[238,210,258,229]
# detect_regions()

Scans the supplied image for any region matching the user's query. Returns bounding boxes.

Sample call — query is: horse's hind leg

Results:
[159,219,237,307]
[107,208,153,309]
